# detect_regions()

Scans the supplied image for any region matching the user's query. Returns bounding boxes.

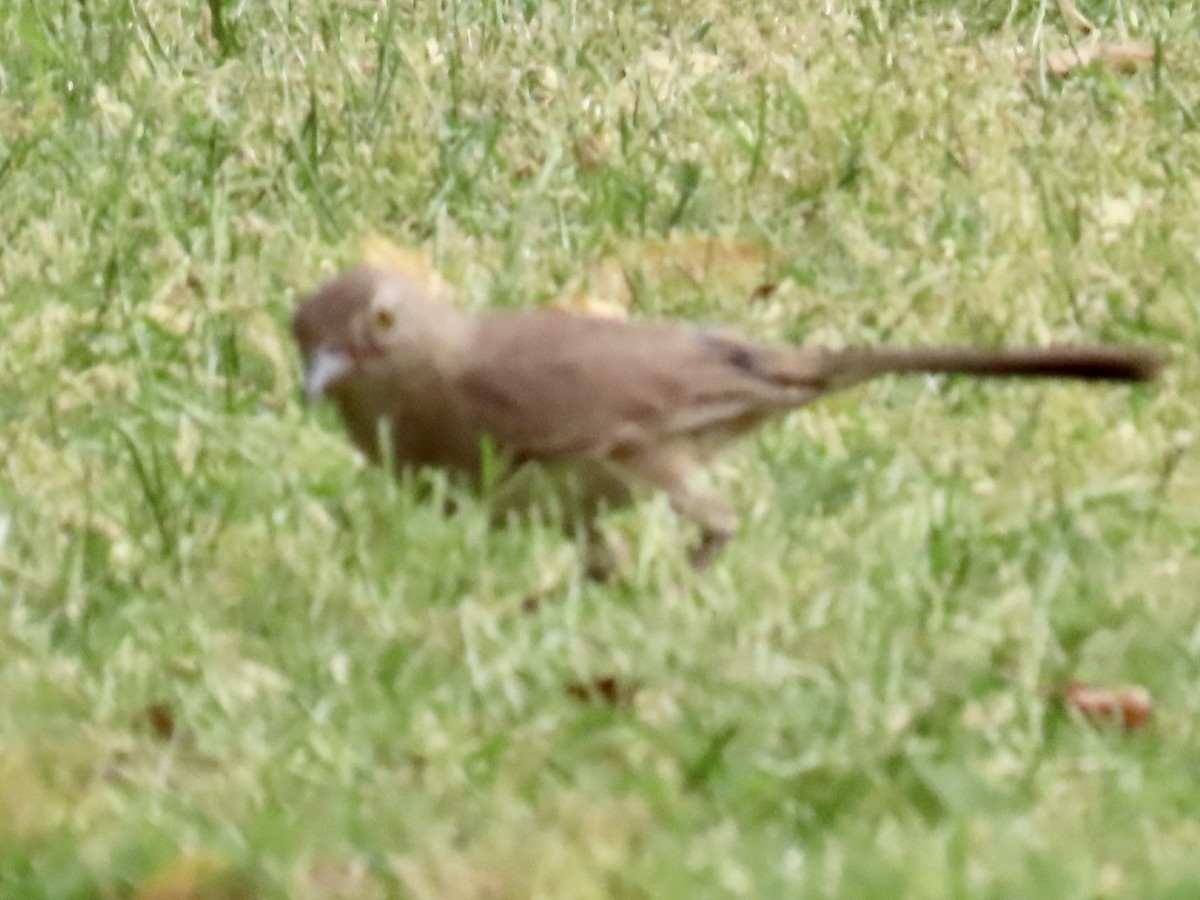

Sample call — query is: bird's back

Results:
[457,311,815,462]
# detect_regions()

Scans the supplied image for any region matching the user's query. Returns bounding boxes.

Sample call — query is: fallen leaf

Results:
[520,594,543,614]
[300,856,387,900]
[133,852,254,900]
[546,294,629,320]
[1045,41,1155,78]
[552,254,632,316]
[359,236,454,302]
[750,281,780,302]
[1064,682,1153,730]
[565,675,637,708]
[136,702,178,742]
[551,235,773,317]
[629,234,769,293]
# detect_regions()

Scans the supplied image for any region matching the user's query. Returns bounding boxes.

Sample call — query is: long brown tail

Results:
[813,345,1164,390]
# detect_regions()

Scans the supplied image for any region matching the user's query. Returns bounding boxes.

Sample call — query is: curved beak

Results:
[302,345,353,403]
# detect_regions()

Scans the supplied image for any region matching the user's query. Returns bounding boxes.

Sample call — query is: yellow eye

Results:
[373,305,396,331]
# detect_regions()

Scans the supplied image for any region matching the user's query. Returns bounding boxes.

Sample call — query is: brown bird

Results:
[293,266,1162,568]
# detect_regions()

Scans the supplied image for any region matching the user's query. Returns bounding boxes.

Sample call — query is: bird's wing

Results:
[456,311,822,460]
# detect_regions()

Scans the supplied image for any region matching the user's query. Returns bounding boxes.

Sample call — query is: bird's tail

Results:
[805,345,1164,391]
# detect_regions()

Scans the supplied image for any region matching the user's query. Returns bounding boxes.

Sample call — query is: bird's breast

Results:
[334,365,484,477]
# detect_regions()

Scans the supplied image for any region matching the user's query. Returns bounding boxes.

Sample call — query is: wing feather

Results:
[456,311,815,460]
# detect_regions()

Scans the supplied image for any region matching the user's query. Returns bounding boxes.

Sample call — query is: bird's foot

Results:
[583,526,631,582]
[689,528,732,570]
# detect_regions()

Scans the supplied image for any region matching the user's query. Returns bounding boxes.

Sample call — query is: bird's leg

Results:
[670,479,735,570]
[688,525,733,571]
[613,446,738,569]
[582,523,631,581]
[483,459,636,580]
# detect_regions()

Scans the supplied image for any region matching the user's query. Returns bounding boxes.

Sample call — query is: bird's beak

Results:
[303,346,353,403]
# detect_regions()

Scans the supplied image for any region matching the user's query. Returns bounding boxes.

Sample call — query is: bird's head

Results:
[293,267,466,403]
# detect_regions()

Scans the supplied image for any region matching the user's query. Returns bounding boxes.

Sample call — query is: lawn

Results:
[2,1,1198,897]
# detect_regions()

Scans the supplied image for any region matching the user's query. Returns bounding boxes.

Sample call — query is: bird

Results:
[292,266,1163,568]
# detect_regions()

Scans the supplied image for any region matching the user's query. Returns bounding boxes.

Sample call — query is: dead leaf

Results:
[629,234,769,293]
[299,857,387,900]
[133,852,254,900]
[520,594,543,614]
[136,702,178,742]
[550,235,773,317]
[1045,41,1155,78]
[750,281,780,302]
[552,254,633,316]
[546,294,629,320]
[360,236,454,303]
[1064,682,1153,730]
[565,675,637,708]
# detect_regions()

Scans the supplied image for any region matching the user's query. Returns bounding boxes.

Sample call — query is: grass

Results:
[1,0,1198,896]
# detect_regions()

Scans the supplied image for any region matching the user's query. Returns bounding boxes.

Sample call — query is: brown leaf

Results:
[135,702,178,742]
[546,294,629,321]
[301,857,387,900]
[133,853,254,900]
[1064,682,1153,730]
[520,594,543,614]
[550,235,773,316]
[1045,41,1155,78]
[630,235,769,294]
[565,675,637,708]
[551,254,633,317]
[750,281,780,302]
[359,236,454,303]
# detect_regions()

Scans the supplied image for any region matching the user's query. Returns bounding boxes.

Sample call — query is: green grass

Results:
[2,0,1199,896]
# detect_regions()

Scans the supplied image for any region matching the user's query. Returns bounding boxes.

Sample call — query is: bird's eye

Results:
[373,306,396,331]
